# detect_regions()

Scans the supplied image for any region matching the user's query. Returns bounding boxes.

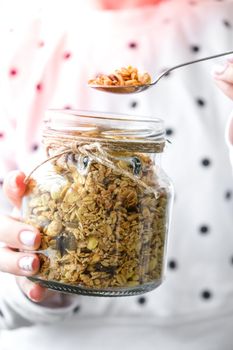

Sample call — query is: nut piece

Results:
[87,236,98,250]
[88,66,151,87]
[46,220,63,237]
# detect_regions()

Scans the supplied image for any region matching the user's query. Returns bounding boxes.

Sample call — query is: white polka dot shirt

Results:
[0,0,233,349]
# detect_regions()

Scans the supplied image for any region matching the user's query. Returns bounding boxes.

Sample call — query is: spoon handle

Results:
[153,49,233,85]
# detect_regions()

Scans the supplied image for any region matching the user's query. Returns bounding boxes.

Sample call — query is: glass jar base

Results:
[27,277,162,297]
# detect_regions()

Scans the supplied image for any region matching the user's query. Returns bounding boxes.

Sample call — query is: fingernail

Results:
[19,230,36,247]
[18,256,34,271]
[29,287,41,303]
[29,292,37,302]
[212,63,228,75]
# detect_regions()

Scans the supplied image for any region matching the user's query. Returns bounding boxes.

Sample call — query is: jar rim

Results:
[45,109,165,142]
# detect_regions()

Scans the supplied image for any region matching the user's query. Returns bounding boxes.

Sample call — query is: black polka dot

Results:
[201,158,211,167]
[165,128,174,136]
[196,98,206,107]
[32,144,39,151]
[128,42,138,49]
[0,132,4,138]
[73,305,80,313]
[168,259,177,269]
[0,310,4,317]
[130,101,138,108]
[199,225,209,234]
[225,190,232,200]
[191,45,200,53]
[223,19,231,28]
[0,179,3,186]
[189,0,197,5]
[201,290,212,300]
[138,296,147,305]
[230,256,233,265]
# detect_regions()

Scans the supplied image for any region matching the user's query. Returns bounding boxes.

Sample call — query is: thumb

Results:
[3,171,26,208]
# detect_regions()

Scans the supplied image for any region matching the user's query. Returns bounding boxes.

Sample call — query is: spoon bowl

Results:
[89,50,233,94]
[90,84,150,94]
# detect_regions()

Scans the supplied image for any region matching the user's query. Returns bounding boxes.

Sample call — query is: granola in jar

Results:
[23,110,173,296]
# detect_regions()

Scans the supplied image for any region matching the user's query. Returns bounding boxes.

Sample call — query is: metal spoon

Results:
[89,50,233,94]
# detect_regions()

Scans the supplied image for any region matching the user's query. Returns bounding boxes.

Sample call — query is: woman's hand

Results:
[1,171,55,303]
[213,58,233,145]
[213,58,233,99]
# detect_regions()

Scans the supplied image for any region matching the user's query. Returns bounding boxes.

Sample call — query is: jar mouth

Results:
[44,109,165,142]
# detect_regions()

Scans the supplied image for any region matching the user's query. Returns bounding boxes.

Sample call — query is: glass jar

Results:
[23,109,173,297]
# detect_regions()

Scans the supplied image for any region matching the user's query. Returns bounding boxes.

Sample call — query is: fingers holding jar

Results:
[0,170,45,301]
[0,216,42,302]
[0,247,40,276]
[0,214,41,276]
[0,170,41,277]
[0,214,41,251]
[16,276,50,303]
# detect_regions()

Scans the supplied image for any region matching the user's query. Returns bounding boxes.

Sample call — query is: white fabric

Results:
[0,0,233,349]
[0,273,79,329]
